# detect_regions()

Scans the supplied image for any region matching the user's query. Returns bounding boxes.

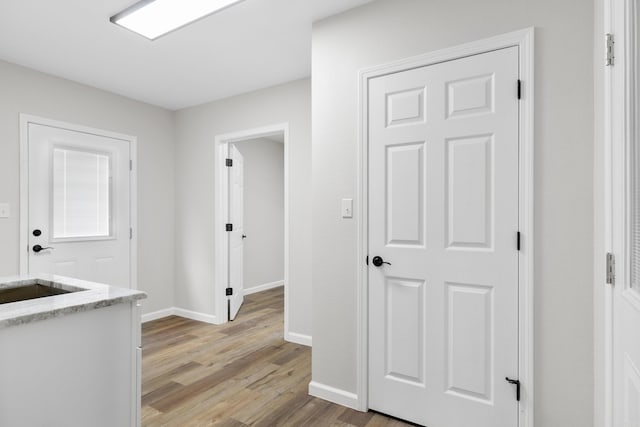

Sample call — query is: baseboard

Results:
[141,307,175,323]
[244,280,284,296]
[308,381,360,410]
[285,331,312,347]
[173,307,218,324]
[141,307,217,325]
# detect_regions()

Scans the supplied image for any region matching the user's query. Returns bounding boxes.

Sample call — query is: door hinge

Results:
[226,287,233,296]
[129,160,133,171]
[606,252,615,285]
[366,255,369,265]
[517,79,522,100]
[225,223,233,232]
[606,33,615,66]
[516,231,521,251]
[505,377,521,401]
[225,158,233,167]
[130,228,133,240]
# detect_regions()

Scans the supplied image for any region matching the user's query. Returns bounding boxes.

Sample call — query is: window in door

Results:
[52,147,112,240]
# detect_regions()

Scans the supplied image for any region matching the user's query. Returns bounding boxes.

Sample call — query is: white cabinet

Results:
[0,301,142,427]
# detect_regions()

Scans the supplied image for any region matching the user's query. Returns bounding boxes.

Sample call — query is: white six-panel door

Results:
[368,47,520,426]
[609,1,640,424]
[228,144,245,321]
[28,122,131,288]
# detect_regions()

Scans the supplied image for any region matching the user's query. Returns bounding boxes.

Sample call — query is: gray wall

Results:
[311,1,594,426]
[174,78,312,338]
[0,59,175,315]
[593,0,606,426]
[233,138,285,292]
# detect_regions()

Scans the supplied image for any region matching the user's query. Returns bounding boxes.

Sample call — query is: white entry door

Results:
[614,262,640,426]
[27,122,132,288]
[611,1,640,424]
[227,143,245,321]
[368,47,520,426]
[613,49,640,427]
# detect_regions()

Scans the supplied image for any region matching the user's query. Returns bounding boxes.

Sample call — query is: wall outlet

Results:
[0,203,9,219]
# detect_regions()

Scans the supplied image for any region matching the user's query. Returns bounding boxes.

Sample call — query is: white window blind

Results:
[52,148,111,239]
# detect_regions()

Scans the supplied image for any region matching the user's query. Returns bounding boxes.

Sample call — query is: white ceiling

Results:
[0,0,372,110]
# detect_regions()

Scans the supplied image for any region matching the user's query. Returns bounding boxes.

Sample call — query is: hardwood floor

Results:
[141,287,414,427]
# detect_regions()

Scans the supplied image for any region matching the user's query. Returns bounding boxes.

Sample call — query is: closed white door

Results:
[27,122,131,287]
[612,3,640,423]
[614,59,640,427]
[228,144,245,321]
[615,270,640,426]
[368,47,519,426]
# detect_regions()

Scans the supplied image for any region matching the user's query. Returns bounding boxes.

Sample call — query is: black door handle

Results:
[372,256,391,267]
[505,377,521,401]
[32,245,54,253]
[242,234,247,239]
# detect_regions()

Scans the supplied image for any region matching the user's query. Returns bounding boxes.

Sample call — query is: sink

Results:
[0,284,73,304]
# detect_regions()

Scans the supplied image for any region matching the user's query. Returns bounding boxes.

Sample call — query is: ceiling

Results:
[0,0,372,110]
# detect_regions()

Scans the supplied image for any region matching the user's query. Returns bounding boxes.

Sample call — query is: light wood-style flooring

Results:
[141,287,414,427]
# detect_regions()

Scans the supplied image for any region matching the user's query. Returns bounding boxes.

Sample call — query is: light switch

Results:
[0,203,9,219]
[341,199,353,218]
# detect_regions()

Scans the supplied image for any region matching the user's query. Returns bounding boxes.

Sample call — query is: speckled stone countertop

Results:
[0,275,147,329]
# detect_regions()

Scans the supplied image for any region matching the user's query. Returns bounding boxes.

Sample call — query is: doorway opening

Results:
[214,123,290,332]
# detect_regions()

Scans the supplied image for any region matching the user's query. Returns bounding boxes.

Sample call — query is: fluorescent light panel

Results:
[111,0,244,40]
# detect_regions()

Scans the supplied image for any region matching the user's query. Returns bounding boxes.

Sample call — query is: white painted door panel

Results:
[614,290,640,427]
[368,47,519,426]
[228,144,245,321]
[28,123,131,288]
[613,5,640,424]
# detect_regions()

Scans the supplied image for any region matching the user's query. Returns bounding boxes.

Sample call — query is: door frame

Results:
[213,123,293,335]
[19,114,138,289]
[356,28,535,425]
[601,0,637,425]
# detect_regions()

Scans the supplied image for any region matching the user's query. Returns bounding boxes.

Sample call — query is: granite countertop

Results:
[0,275,147,329]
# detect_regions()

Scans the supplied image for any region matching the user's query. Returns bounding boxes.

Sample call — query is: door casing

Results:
[19,114,138,289]
[213,123,297,340]
[356,28,535,426]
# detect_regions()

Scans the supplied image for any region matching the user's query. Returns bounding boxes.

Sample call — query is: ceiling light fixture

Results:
[110,0,245,40]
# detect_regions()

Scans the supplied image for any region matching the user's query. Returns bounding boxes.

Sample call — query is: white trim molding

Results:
[213,123,293,333]
[19,114,139,290]
[244,280,284,296]
[308,382,359,410]
[141,307,217,324]
[141,308,175,323]
[356,28,535,424]
[285,331,312,347]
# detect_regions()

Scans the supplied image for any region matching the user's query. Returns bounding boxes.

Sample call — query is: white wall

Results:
[311,1,594,426]
[174,79,311,338]
[233,138,285,292]
[0,59,175,315]
[593,1,606,426]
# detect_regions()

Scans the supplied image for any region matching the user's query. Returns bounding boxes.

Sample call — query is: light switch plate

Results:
[0,203,9,219]
[341,198,353,218]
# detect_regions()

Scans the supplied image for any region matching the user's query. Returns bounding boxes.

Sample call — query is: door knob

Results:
[242,234,247,239]
[32,244,54,253]
[372,256,391,267]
